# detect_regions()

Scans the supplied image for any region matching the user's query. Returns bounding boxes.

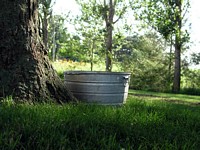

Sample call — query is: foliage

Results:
[191,52,200,65]
[180,88,200,96]
[52,54,200,94]
[39,1,84,62]
[75,0,132,71]
[118,32,171,92]
[181,69,200,95]
[48,14,71,60]
[73,3,105,70]
[134,0,190,43]
[43,13,83,62]
[0,93,200,149]
[38,0,54,49]
[133,0,191,93]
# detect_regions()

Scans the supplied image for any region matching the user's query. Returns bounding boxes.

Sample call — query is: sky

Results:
[52,0,200,66]
[53,0,80,15]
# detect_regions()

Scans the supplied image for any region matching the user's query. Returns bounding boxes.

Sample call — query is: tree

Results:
[191,53,200,65]
[117,32,170,91]
[73,2,105,70]
[49,15,68,61]
[135,0,190,93]
[81,28,104,71]
[76,0,130,71]
[39,0,54,50]
[0,0,76,103]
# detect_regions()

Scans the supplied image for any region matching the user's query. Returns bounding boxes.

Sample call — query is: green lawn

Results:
[0,91,200,149]
[129,90,200,105]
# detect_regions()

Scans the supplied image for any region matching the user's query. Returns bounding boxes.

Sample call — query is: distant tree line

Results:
[38,0,200,94]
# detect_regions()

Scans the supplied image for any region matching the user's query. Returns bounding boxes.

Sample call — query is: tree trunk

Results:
[42,10,48,50]
[52,21,56,61]
[168,34,173,86]
[0,0,76,103]
[105,24,113,72]
[172,0,182,93]
[104,0,115,72]
[173,38,181,93]
[90,40,95,71]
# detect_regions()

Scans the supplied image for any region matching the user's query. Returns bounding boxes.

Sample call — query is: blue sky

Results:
[53,0,200,60]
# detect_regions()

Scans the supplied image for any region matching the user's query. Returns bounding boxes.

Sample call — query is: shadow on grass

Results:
[0,98,200,149]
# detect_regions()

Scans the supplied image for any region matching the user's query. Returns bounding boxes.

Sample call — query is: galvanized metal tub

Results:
[64,71,131,105]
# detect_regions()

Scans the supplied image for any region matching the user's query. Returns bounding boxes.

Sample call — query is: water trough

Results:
[64,71,131,105]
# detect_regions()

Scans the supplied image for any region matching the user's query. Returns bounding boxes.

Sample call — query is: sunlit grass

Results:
[129,90,200,105]
[52,59,121,78]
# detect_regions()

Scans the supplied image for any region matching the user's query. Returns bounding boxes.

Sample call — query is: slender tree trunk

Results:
[105,24,113,71]
[90,40,95,71]
[172,0,182,93]
[173,38,181,93]
[52,21,56,61]
[0,0,76,103]
[104,0,115,72]
[168,34,173,85]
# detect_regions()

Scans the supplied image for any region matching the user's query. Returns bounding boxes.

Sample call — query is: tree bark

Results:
[167,34,173,88]
[172,0,182,93]
[104,0,115,72]
[173,38,181,93]
[105,24,113,72]
[42,9,48,50]
[0,0,76,103]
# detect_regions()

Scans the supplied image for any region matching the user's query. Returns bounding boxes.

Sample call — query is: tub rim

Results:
[64,71,131,75]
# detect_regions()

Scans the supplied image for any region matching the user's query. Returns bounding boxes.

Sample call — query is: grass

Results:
[1,61,199,149]
[0,93,200,149]
[129,90,200,105]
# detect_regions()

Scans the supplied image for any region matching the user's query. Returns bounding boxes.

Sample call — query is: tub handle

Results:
[123,76,129,86]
